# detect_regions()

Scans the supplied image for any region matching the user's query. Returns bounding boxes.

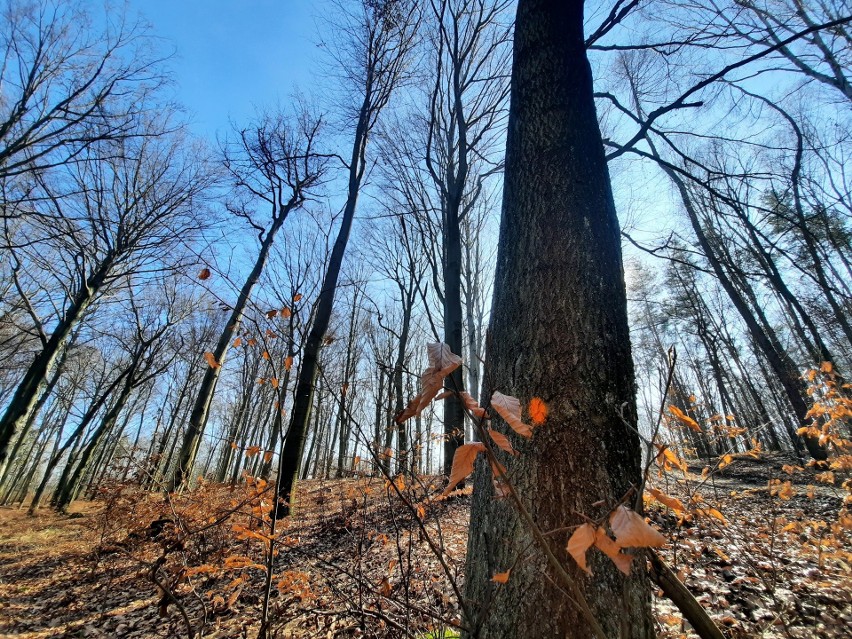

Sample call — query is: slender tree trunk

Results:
[464,2,653,636]
[0,264,109,463]
[170,215,288,491]
[657,160,827,460]
[275,98,370,517]
[55,371,136,512]
[0,344,69,487]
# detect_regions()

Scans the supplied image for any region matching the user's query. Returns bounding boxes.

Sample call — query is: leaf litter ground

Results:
[0,454,848,638]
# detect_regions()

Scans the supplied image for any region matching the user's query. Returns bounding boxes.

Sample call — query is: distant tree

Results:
[0,125,210,466]
[169,109,327,490]
[0,0,163,183]
[275,0,420,517]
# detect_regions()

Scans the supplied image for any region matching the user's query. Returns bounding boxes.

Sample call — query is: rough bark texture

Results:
[463,1,653,637]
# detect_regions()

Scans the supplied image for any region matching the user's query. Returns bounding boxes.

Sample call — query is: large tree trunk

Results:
[463,1,653,637]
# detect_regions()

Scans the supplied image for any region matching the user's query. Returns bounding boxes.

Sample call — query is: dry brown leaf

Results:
[609,505,666,548]
[594,527,633,575]
[204,352,220,369]
[198,267,211,280]
[487,428,517,456]
[491,392,533,438]
[566,523,596,575]
[460,391,487,418]
[646,487,685,514]
[668,405,702,432]
[442,442,485,495]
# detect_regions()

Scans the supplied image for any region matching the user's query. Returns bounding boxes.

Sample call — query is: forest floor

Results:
[0,453,849,639]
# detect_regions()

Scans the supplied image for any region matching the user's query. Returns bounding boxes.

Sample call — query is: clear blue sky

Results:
[130,1,318,139]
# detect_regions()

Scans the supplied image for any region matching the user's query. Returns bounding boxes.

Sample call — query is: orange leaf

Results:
[230,441,238,450]
[647,487,685,514]
[281,307,292,318]
[528,397,548,425]
[718,453,734,470]
[668,405,701,432]
[263,450,274,463]
[293,293,303,302]
[397,344,461,423]
[593,527,633,575]
[270,377,279,389]
[247,338,257,347]
[609,505,666,548]
[266,310,278,318]
[442,443,485,495]
[491,570,510,584]
[696,507,727,524]
[262,351,270,360]
[246,446,261,458]
[459,391,487,419]
[491,392,533,438]
[566,523,596,575]
[232,337,242,348]
[198,267,211,280]
[284,355,293,371]
[487,428,516,456]
[204,352,221,369]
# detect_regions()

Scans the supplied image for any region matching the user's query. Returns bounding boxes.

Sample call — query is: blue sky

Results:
[130,1,318,139]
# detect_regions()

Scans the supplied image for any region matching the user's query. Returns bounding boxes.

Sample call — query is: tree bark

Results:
[463,1,653,637]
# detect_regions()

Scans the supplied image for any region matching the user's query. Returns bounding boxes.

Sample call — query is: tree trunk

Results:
[658,161,827,460]
[275,96,369,517]
[463,1,653,637]
[170,214,288,491]
[0,264,109,463]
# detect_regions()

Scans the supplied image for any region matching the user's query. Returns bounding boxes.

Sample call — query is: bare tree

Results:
[0,123,211,466]
[169,108,327,490]
[275,0,420,516]
[0,0,164,183]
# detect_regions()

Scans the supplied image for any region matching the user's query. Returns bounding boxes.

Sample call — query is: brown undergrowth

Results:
[0,455,849,639]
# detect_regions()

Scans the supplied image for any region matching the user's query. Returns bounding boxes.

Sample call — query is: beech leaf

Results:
[593,527,633,575]
[647,487,685,514]
[668,405,702,432]
[198,267,211,280]
[460,391,487,419]
[609,505,666,548]
[487,428,517,456]
[491,391,533,438]
[284,355,293,371]
[566,523,596,575]
[204,352,221,369]
[442,442,485,495]
[427,342,462,377]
